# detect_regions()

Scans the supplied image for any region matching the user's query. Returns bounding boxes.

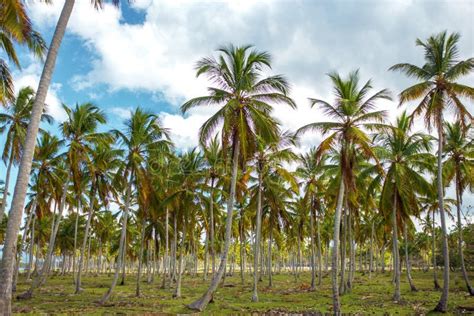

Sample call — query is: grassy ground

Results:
[13,269,474,315]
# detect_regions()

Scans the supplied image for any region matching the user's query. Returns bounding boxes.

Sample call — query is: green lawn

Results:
[13,270,474,315]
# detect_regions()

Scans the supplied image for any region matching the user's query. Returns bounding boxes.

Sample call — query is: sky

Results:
[1,0,473,230]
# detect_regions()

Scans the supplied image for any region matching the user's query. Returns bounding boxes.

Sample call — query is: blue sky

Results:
[1,0,473,229]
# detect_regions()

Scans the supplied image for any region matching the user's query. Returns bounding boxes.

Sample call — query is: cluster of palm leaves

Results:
[0,1,472,313]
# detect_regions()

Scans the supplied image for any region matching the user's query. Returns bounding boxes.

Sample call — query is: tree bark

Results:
[136,218,146,297]
[403,221,418,292]
[309,198,316,290]
[26,215,36,281]
[392,191,401,301]
[0,1,75,313]
[252,162,263,302]
[187,139,239,311]
[331,179,345,314]
[100,174,132,304]
[268,218,273,287]
[434,114,449,312]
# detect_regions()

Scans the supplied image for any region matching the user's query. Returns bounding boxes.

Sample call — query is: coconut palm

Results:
[100,108,169,303]
[0,1,121,312]
[182,44,295,311]
[390,31,473,312]
[443,122,473,295]
[297,70,391,313]
[373,112,434,299]
[0,0,46,105]
[0,87,53,223]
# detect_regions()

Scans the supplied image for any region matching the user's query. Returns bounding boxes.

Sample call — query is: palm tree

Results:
[373,112,433,299]
[100,108,169,303]
[183,44,296,311]
[443,122,473,295]
[390,31,473,312]
[297,70,391,313]
[0,0,46,105]
[0,87,53,223]
[0,2,121,312]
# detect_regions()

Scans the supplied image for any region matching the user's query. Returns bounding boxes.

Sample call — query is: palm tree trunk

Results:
[26,215,36,281]
[136,218,146,297]
[203,230,209,280]
[392,191,401,301]
[76,185,96,293]
[171,212,177,282]
[316,210,322,286]
[161,208,169,289]
[455,173,473,295]
[268,219,273,287]
[12,200,36,292]
[369,221,374,278]
[72,199,80,285]
[187,139,239,312]
[309,199,316,290]
[403,221,418,292]
[0,146,14,224]
[173,216,186,298]
[339,206,347,295]
[432,208,441,289]
[252,166,263,302]
[239,208,245,283]
[434,117,449,312]
[209,179,216,277]
[331,179,345,314]
[100,174,132,304]
[0,1,75,313]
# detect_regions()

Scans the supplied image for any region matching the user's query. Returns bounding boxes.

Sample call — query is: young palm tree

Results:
[373,112,434,299]
[0,87,53,223]
[0,0,46,105]
[183,44,296,311]
[0,2,121,312]
[390,31,473,312]
[443,122,473,295]
[297,70,391,313]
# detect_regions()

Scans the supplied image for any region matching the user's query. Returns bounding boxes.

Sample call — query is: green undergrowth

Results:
[13,270,474,315]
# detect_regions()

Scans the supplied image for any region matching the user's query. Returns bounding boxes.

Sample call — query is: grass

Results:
[13,269,474,315]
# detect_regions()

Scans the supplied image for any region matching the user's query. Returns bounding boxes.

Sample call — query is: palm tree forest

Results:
[0,1,473,315]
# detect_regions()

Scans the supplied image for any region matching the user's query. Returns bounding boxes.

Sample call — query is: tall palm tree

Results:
[373,112,434,299]
[443,122,473,295]
[183,44,296,311]
[0,2,121,312]
[100,108,169,303]
[0,0,46,105]
[297,70,391,313]
[0,87,53,223]
[390,31,473,312]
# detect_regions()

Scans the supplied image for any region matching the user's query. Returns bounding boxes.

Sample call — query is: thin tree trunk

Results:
[173,216,186,299]
[331,179,345,314]
[209,178,216,277]
[187,138,239,311]
[432,208,441,289]
[404,221,417,292]
[392,191,401,301]
[369,220,374,278]
[72,199,80,285]
[434,116,449,313]
[268,219,273,287]
[252,164,263,302]
[136,218,146,297]
[100,174,132,304]
[455,173,473,295]
[76,185,96,293]
[0,146,14,224]
[162,208,169,289]
[203,230,209,281]
[26,215,36,281]
[316,210,322,286]
[0,1,75,313]
[309,199,316,290]
[339,205,347,295]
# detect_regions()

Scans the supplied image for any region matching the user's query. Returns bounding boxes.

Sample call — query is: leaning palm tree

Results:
[183,44,296,311]
[390,31,473,312]
[297,70,391,314]
[0,87,53,224]
[0,0,46,105]
[0,1,121,312]
[443,122,473,295]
